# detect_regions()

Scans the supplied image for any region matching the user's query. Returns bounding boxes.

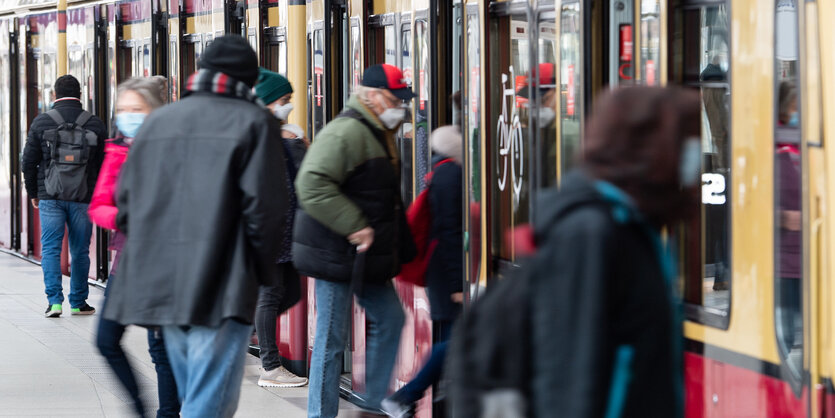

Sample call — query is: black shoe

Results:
[70,304,96,316]
[45,304,62,318]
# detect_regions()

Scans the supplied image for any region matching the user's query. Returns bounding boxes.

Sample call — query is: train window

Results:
[311,29,325,137]
[464,7,482,290]
[414,19,431,192]
[773,0,803,380]
[169,39,179,101]
[68,45,84,102]
[278,41,287,76]
[536,13,558,188]
[399,26,414,204]
[640,0,661,85]
[350,23,361,92]
[143,41,151,77]
[488,13,530,265]
[674,3,731,327]
[385,25,396,66]
[559,2,581,175]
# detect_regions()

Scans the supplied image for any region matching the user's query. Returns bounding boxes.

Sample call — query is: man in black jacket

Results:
[103,36,291,418]
[22,74,106,318]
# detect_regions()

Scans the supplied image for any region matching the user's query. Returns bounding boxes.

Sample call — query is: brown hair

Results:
[582,86,701,227]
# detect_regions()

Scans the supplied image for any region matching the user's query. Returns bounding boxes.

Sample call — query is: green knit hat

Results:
[254,68,293,105]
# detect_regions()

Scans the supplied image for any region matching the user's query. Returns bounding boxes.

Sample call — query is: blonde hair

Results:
[117,76,168,110]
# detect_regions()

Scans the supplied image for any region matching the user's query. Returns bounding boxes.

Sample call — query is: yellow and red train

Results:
[1,0,834,416]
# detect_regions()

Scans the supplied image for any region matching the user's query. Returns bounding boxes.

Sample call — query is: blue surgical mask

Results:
[115,113,146,138]
[788,111,799,128]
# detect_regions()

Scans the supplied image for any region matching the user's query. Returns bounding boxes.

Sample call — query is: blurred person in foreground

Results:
[382,126,464,417]
[103,36,291,417]
[529,86,700,417]
[293,63,416,417]
[251,68,308,388]
[89,76,180,417]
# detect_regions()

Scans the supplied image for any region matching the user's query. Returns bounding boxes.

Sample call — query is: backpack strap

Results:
[45,109,65,126]
[73,111,93,128]
[335,109,391,159]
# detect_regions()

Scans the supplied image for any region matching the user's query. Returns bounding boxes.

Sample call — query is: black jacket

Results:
[21,99,107,202]
[102,92,291,327]
[426,156,463,321]
[530,171,680,418]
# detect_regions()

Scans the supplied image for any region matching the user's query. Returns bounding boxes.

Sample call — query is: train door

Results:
[17,17,33,258]
[0,19,13,250]
[462,0,482,301]
[485,1,532,276]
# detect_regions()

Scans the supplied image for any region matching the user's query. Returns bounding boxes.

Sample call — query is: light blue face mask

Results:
[115,113,146,138]
[788,111,799,128]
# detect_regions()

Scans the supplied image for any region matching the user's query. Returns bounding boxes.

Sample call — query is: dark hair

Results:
[582,86,701,227]
[54,75,81,99]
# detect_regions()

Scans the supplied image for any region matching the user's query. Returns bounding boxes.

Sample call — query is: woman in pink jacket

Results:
[89,76,180,418]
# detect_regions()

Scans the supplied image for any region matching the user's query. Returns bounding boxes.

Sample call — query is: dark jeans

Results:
[97,277,181,417]
[392,320,454,404]
[254,263,298,371]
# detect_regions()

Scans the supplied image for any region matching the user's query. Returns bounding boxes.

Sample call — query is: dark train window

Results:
[488,13,530,267]
[399,25,414,204]
[773,0,803,381]
[464,7,482,294]
[536,11,557,189]
[311,29,325,138]
[350,22,361,93]
[414,19,431,193]
[673,2,731,328]
[559,1,582,176]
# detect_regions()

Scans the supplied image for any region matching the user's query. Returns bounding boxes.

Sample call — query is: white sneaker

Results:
[257,366,308,388]
[381,397,414,418]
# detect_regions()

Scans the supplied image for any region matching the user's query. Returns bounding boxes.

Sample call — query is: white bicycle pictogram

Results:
[496,66,525,204]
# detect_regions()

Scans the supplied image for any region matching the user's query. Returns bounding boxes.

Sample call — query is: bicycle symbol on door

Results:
[496,66,525,205]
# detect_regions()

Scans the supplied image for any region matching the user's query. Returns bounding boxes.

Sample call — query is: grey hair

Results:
[355,85,380,107]
[117,76,168,110]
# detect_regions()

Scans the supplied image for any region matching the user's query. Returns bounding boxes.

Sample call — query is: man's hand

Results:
[781,210,801,232]
[451,292,464,303]
[31,199,39,209]
[347,227,375,253]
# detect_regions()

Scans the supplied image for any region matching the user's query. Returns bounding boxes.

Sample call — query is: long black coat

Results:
[21,99,107,202]
[530,171,681,418]
[425,156,463,321]
[103,92,291,327]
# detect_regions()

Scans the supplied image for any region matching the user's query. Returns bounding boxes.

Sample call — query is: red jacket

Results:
[88,138,129,231]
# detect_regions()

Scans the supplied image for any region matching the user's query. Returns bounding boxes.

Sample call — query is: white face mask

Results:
[538,107,556,126]
[273,103,294,121]
[377,95,406,130]
[679,138,702,187]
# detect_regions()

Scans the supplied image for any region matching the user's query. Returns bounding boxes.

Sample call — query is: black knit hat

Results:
[198,35,259,87]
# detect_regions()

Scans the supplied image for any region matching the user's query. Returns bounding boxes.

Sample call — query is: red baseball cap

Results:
[361,64,417,101]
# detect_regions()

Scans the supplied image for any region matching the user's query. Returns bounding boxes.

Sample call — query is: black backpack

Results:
[447,265,534,418]
[42,109,98,201]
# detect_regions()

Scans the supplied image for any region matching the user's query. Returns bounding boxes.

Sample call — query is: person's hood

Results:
[534,170,642,242]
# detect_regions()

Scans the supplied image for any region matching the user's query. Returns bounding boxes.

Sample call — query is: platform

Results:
[0,252,362,417]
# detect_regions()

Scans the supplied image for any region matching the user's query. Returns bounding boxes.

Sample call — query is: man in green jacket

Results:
[293,64,415,417]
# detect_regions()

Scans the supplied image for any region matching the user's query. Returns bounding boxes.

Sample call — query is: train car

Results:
[674,0,835,416]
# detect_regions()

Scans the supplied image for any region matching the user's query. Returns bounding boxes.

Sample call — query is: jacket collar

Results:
[51,98,82,110]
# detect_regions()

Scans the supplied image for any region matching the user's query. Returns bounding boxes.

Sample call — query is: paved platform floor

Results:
[0,252,362,417]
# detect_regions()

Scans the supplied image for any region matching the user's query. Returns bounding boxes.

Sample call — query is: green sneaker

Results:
[70,304,96,316]
[45,304,62,318]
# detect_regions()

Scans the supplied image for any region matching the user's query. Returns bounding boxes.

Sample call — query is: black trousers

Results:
[254,263,300,371]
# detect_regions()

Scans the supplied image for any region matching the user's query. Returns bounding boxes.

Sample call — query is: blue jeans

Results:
[308,279,405,418]
[391,320,454,404]
[162,320,252,418]
[39,199,93,308]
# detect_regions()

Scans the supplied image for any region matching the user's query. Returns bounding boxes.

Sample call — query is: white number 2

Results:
[702,173,726,205]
